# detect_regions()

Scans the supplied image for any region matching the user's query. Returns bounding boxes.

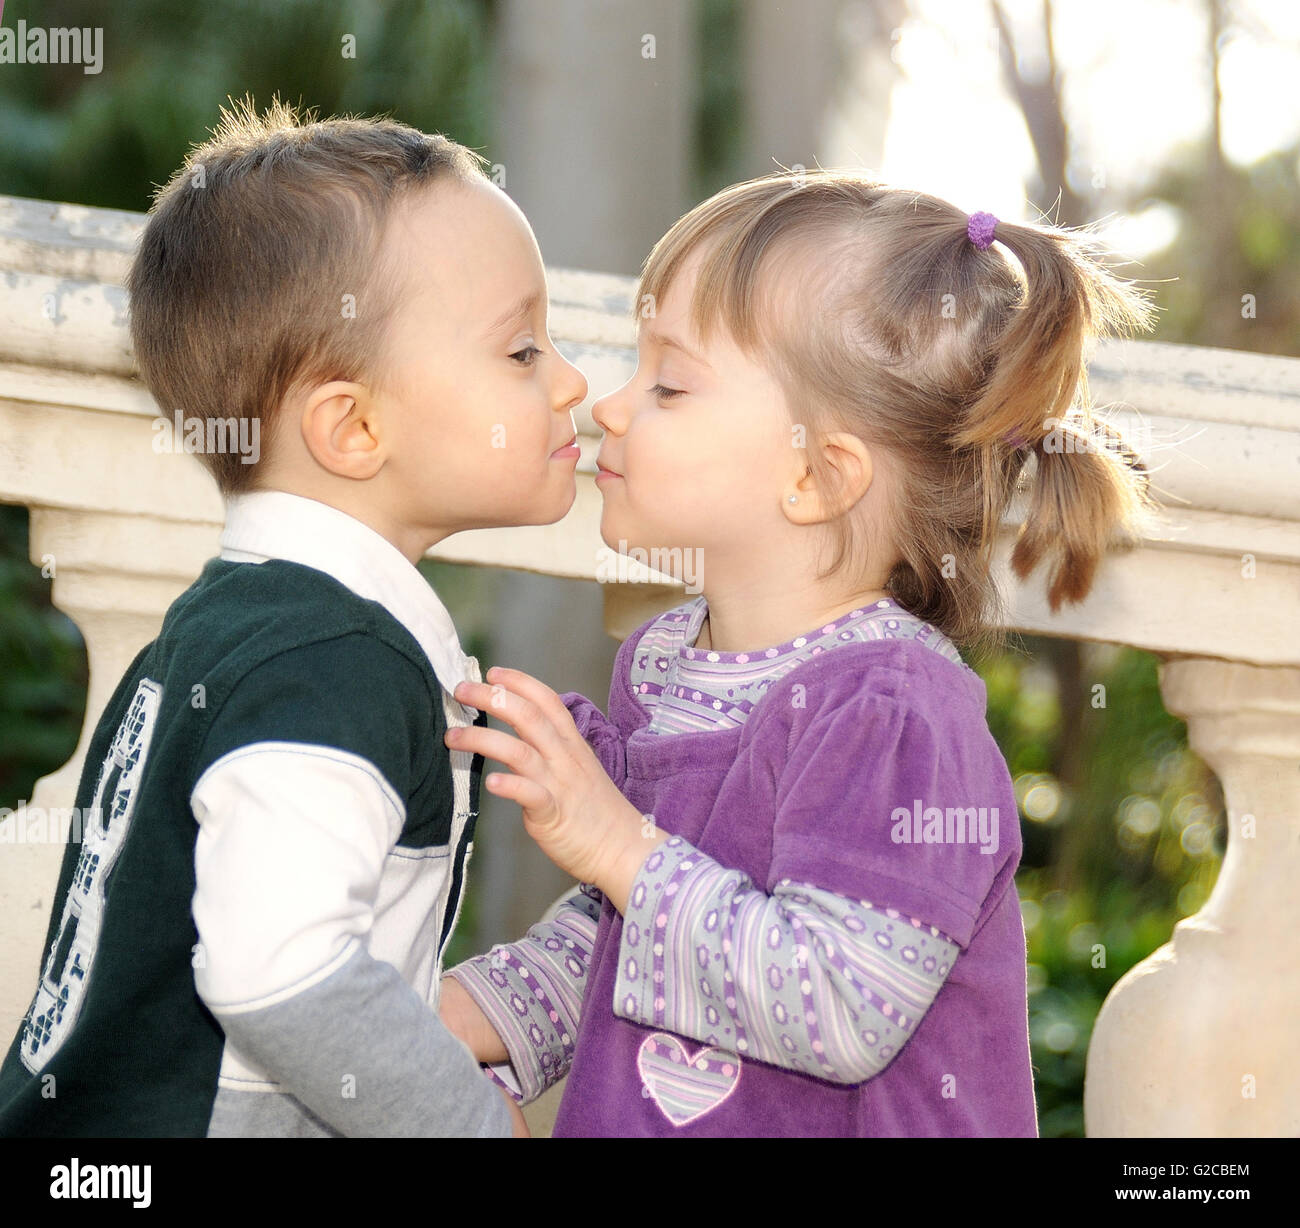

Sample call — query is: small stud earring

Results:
[788,495,798,504]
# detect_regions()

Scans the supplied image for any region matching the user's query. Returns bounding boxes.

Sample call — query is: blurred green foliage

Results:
[0,0,1249,1138]
[0,0,495,212]
[0,506,87,806]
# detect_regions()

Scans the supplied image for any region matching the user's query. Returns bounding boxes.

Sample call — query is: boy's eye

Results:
[649,383,684,400]
[510,345,542,366]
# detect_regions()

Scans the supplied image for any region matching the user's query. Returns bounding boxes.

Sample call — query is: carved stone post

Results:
[1085,658,1300,1136]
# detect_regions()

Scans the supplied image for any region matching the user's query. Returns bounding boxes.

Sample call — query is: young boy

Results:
[0,99,588,1137]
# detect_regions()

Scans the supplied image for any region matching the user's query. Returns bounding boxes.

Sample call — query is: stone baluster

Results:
[1085,658,1300,1136]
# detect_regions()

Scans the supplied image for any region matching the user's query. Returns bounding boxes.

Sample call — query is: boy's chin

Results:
[513,481,579,527]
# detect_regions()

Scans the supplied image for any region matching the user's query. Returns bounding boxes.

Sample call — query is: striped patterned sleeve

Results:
[444,884,603,1104]
[613,835,960,1083]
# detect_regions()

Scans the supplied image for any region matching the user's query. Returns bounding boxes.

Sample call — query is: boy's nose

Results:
[556,352,588,412]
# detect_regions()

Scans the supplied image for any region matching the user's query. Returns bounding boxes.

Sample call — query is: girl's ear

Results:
[785,432,874,522]
[299,380,387,480]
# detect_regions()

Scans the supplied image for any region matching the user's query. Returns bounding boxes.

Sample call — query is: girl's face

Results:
[590,252,804,580]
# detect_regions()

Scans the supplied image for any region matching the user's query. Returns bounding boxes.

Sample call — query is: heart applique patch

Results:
[637,1033,742,1127]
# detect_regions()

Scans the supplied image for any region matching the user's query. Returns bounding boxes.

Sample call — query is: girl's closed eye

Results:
[649,382,685,400]
[510,344,542,366]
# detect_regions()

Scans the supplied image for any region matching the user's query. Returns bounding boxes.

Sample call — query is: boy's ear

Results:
[299,381,386,480]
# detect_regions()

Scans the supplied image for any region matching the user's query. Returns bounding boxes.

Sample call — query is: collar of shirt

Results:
[219,490,482,699]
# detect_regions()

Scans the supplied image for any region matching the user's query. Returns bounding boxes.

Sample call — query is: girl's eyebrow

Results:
[483,290,541,337]
[642,329,712,370]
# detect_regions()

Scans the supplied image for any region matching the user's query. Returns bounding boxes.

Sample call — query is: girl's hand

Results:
[445,667,668,912]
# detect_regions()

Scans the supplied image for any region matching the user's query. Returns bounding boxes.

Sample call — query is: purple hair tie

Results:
[967,211,999,250]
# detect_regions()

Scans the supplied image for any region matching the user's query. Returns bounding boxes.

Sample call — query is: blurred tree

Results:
[1077,0,1298,356]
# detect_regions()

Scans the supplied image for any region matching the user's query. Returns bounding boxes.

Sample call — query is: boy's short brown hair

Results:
[127,97,488,494]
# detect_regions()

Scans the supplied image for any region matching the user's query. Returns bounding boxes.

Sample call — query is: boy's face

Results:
[588,250,800,580]
[371,177,588,545]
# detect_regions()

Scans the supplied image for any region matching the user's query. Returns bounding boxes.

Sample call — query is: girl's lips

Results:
[550,436,580,460]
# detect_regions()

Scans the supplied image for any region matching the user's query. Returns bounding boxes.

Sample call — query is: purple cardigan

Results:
[550,615,1037,1137]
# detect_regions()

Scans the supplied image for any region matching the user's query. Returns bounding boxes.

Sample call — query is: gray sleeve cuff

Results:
[207,941,512,1137]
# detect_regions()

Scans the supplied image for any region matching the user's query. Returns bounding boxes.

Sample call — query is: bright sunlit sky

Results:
[825,0,1300,258]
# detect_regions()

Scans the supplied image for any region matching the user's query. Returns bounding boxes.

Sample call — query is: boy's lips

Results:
[595,457,623,482]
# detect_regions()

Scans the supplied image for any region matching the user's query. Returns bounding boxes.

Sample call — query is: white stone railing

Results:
[1,193,1298,1136]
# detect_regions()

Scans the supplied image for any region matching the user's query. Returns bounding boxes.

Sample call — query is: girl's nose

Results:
[591,384,627,434]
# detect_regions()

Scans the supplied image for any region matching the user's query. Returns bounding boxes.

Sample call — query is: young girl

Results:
[438,171,1153,1137]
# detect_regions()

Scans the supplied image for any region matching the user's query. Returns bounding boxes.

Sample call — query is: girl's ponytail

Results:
[952,219,1157,611]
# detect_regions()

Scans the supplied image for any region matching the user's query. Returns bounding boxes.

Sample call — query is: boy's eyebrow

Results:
[483,291,541,337]
[641,329,713,370]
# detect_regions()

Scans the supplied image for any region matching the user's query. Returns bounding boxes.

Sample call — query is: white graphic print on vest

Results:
[20,679,162,1073]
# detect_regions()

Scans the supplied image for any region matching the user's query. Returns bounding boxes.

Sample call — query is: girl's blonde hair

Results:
[638,170,1156,652]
